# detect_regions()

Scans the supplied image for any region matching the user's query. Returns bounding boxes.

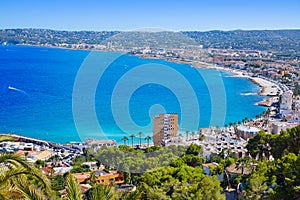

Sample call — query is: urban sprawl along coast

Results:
[1,29,300,199]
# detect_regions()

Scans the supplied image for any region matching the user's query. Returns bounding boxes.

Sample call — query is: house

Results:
[72,169,124,185]
[35,150,53,161]
[86,139,117,152]
[202,163,224,181]
[226,163,252,177]
[115,184,136,193]
[81,161,102,171]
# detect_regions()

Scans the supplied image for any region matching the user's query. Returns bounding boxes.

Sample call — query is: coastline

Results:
[133,54,282,108]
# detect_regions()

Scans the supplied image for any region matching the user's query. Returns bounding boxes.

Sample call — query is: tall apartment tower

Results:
[153,113,178,146]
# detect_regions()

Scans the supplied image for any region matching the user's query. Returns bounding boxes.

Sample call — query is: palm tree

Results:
[13,175,50,200]
[145,136,151,147]
[129,134,135,148]
[185,131,189,141]
[0,153,52,200]
[191,131,195,140]
[89,171,97,186]
[235,157,250,175]
[65,172,83,200]
[138,132,143,147]
[121,136,128,146]
[88,184,114,200]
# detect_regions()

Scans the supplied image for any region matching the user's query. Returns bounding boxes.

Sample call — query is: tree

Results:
[145,136,151,147]
[186,144,203,156]
[89,171,97,186]
[83,147,92,162]
[35,159,45,168]
[138,132,143,147]
[285,126,300,155]
[121,136,128,146]
[87,184,114,200]
[139,164,225,200]
[268,125,300,159]
[65,173,83,200]
[243,126,300,199]
[245,173,268,200]
[185,131,189,141]
[0,135,15,142]
[145,145,161,153]
[182,154,203,167]
[191,131,195,140]
[271,153,300,199]
[52,175,65,191]
[0,153,52,200]
[246,131,271,160]
[199,134,205,141]
[235,157,250,175]
[129,134,135,148]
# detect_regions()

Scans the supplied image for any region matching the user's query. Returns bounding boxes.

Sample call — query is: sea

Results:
[0,45,266,144]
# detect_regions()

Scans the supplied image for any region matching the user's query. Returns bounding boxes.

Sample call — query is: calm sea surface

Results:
[0,46,266,144]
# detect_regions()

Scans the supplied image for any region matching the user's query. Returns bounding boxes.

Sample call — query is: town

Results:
[1,28,300,199]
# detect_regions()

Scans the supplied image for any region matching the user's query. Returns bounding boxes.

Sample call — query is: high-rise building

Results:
[153,113,178,146]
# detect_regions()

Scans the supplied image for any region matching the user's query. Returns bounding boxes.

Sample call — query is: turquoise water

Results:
[0,45,266,144]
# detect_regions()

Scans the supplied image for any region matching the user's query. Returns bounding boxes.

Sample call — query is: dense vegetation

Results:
[0,29,120,45]
[241,125,300,199]
[1,125,300,199]
[183,30,300,52]
[93,145,188,175]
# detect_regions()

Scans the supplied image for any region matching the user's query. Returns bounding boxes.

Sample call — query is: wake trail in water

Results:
[240,92,258,96]
[30,89,70,98]
[8,86,30,97]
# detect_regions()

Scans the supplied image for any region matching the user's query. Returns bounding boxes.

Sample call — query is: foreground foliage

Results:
[0,153,53,200]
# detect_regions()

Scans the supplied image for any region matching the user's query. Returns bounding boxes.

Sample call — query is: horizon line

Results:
[1,27,300,33]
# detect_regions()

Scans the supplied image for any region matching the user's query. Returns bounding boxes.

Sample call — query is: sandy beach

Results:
[189,60,282,97]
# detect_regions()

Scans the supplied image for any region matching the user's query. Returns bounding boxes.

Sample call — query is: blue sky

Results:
[1,0,299,31]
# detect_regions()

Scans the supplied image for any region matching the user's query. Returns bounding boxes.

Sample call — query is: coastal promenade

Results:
[0,133,62,149]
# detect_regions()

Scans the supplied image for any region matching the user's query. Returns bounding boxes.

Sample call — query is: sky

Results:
[0,0,299,31]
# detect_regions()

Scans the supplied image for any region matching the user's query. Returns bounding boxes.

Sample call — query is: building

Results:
[280,90,293,116]
[153,113,178,146]
[235,125,261,139]
[72,169,124,185]
[271,122,299,134]
[86,139,117,152]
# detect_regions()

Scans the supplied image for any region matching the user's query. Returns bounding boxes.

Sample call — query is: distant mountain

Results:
[182,30,300,52]
[1,28,300,52]
[0,29,120,45]
[106,31,197,49]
